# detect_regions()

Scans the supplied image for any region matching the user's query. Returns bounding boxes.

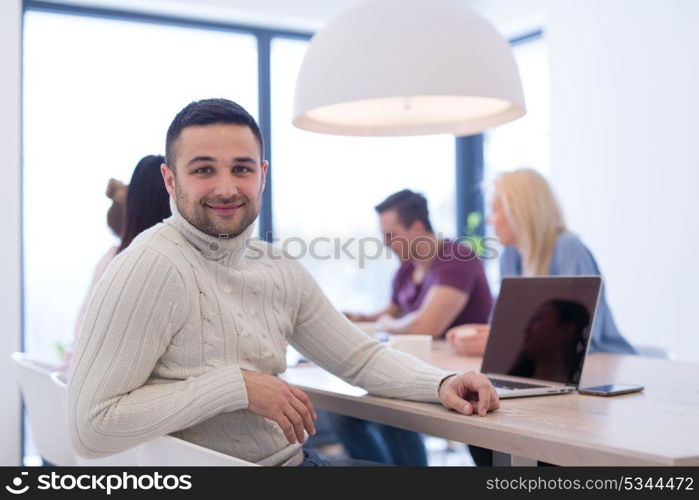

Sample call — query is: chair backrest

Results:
[50,371,138,466]
[11,352,76,466]
[136,435,257,466]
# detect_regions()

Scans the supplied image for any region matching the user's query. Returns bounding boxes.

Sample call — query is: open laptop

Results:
[482,276,602,399]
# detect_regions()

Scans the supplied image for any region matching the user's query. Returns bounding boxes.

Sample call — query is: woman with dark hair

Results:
[67,155,170,368]
[118,155,171,252]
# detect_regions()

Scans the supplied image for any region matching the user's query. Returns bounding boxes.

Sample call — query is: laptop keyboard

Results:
[488,378,547,390]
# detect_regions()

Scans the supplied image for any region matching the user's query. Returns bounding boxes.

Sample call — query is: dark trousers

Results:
[326,412,428,466]
[299,447,386,467]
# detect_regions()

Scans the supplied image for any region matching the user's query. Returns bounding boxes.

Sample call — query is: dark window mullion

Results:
[257,32,273,242]
[455,134,485,238]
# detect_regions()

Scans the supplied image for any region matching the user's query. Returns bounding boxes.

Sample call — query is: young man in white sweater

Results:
[68,98,499,466]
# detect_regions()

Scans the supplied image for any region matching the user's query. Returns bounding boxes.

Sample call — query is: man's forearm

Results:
[360,310,387,322]
[379,312,442,337]
[352,302,400,322]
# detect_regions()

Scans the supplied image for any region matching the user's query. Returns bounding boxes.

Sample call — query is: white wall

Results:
[0,0,23,466]
[468,0,699,360]
[546,0,699,360]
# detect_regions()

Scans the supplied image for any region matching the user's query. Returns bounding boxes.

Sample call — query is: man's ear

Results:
[160,163,176,199]
[408,219,426,234]
[260,160,269,194]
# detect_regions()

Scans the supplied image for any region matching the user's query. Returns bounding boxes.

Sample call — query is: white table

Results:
[282,342,699,466]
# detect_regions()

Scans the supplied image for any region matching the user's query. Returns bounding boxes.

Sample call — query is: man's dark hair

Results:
[374,189,434,233]
[165,98,264,169]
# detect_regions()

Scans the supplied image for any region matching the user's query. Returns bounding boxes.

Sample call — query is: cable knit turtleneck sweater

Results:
[68,198,453,466]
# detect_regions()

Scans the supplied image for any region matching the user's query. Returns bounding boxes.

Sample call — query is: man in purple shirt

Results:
[333,190,493,465]
[347,189,492,337]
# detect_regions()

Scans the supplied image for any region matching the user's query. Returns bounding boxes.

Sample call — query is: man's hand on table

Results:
[242,369,317,444]
[438,372,500,417]
[446,324,490,356]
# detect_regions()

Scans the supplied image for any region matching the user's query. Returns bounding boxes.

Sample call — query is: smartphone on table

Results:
[578,384,644,396]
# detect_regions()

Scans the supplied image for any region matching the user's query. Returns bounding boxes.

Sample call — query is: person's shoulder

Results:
[129,223,181,256]
[554,231,590,257]
[98,235,187,300]
[551,231,600,274]
[125,222,162,247]
[501,244,519,258]
[432,240,483,275]
[499,244,521,276]
[440,240,477,260]
[556,230,583,246]
[95,245,119,270]
[117,223,192,276]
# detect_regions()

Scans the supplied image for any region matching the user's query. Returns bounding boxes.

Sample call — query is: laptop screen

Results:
[481,276,602,387]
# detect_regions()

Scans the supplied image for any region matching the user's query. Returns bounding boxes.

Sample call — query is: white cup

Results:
[387,334,432,362]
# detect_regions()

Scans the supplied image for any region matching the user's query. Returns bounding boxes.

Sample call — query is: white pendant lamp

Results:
[292,0,526,137]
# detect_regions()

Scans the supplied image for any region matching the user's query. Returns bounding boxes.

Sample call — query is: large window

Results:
[23,10,258,364]
[485,33,550,179]
[271,37,456,312]
[482,33,550,287]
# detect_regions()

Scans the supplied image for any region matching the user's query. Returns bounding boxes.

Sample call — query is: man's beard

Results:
[174,183,259,238]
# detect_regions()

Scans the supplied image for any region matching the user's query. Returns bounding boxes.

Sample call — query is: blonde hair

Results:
[494,169,566,276]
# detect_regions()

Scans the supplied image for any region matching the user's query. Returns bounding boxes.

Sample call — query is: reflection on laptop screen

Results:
[482,277,601,386]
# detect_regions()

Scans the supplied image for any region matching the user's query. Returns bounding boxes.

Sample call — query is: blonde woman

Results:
[447,168,635,357]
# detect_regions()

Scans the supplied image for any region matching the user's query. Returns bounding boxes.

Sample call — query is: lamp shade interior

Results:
[292,0,526,137]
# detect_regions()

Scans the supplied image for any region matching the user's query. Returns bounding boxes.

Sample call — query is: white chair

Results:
[51,372,255,466]
[50,372,138,466]
[136,435,257,466]
[10,352,76,466]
